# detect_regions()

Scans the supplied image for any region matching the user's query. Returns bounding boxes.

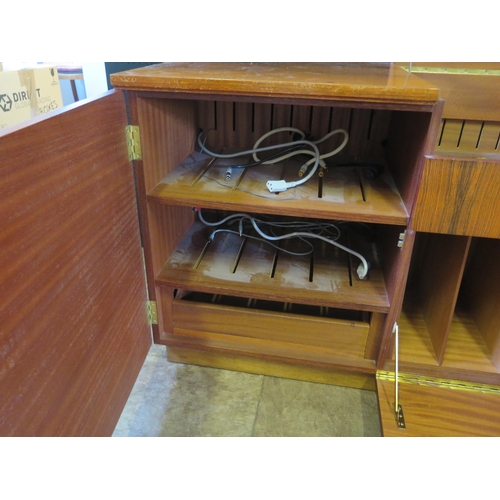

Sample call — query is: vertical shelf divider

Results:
[417,233,471,364]
[460,238,500,371]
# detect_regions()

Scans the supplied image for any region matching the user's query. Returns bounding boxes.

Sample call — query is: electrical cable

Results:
[196,126,348,193]
[197,210,369,279]
[208,229,315,256]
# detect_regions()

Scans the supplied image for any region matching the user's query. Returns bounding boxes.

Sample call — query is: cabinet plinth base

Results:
[166,346,377,390]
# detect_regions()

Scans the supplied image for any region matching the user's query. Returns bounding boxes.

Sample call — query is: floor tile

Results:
[113,345,263,437]
[252,376,381,437]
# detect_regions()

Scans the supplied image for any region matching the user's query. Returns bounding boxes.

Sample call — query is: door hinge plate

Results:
[396,404,406,428]
[397,230,406,249]
[146,300,158,325]
[126,125,142,161]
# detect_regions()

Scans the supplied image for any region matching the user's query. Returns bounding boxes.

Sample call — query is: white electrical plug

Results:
[266,180,289,193]
[357,262,369,280]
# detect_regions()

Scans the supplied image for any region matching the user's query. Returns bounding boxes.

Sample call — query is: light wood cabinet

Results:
[1,62,499,436]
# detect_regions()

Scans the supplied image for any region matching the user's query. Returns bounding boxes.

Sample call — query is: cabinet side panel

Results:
[0,91,151,436]
[132,96,198,341]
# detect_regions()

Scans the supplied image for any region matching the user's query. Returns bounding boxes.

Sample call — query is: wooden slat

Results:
[111,63,439,107]
[436,119,500,154]
[156,220,390,313]
[148,154,409,225]
[412,157,500,238]
[0,91,151,436]
[377,376,500,436]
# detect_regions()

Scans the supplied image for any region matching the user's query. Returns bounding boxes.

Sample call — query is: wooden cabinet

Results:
[1,62,498,436]
[378,64,500,436]
[109,63,442,395]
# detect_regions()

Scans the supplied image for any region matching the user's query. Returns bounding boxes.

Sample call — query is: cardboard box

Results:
[0,66,64,130]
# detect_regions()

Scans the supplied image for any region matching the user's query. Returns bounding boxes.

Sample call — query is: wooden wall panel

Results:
[0,91,151,436]
[412,157,500,238]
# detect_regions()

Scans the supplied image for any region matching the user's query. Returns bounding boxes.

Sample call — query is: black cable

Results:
[326,161,385,179]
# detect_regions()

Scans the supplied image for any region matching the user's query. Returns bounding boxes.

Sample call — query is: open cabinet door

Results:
[377,373,500,436]
[0,90,151,436]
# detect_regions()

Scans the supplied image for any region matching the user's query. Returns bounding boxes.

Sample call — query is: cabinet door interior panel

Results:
[413,157,500,238]
[377,376,500,437]
[0,91,151,436]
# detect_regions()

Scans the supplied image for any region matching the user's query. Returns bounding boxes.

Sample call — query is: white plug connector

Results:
[357,262,369,280]
[266,180,289,193]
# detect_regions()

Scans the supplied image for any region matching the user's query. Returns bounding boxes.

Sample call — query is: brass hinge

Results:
[377,371,500,395]
[396,404,406,428]
[146,300,158,325]
[402,65,500,77]
[397,230,406,249]
[126,125,142,161]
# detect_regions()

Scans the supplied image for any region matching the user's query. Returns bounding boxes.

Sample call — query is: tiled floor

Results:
[113,344,382,437]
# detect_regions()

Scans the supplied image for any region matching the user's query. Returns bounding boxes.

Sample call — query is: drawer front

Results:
[172,300,370,358]
[412,156,500,238]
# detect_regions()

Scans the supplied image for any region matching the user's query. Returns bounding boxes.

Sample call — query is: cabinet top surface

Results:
[110,62,439,106]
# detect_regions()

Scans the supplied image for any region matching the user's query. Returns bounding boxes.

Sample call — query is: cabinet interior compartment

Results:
[135,94,431,368]
[400,233,500,379]
[143,97,432,226]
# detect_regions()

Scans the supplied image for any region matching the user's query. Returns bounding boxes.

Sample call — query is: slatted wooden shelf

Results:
[155,220,390,312]
[147,153,409,225]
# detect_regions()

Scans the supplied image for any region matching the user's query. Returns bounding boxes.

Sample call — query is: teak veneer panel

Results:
[111,63,439,107]
[172,300,370,358]
[0,91,151,436]
[412,156,500,238]
[377,377,500,436]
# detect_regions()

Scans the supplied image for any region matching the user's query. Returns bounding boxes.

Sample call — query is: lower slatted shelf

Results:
[155,219,390,313]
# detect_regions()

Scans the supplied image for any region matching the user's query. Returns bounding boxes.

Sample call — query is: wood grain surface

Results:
[412,157,500,238]
[0,91,151,436]
[377,376,500,436]
[397,62,500,121]
[156,221,390,313]
[110,63,439,106]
